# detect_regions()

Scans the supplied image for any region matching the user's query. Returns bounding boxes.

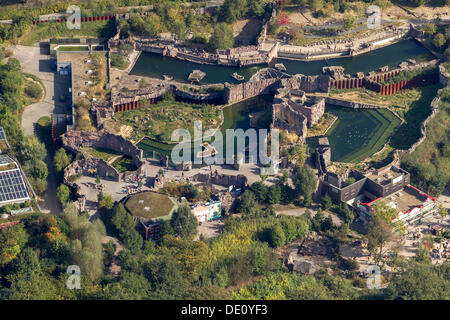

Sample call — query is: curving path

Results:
[12,43,67,215]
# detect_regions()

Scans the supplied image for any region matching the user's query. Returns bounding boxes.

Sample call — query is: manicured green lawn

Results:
[125,191,178,220]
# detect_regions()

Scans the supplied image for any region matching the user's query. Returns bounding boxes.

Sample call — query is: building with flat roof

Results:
[359,184,438,224]
[320,165,436,223]
[190,199,222,223]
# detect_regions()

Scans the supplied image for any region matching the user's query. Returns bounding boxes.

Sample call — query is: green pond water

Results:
[130,40,432,84]
[133,39,436,164]
[309,105,401,163]
[137,95,273,163]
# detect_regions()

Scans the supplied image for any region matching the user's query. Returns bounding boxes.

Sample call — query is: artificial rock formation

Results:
[271,87,325,141]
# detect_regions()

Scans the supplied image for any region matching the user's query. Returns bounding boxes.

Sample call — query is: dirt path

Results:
[102,235,123,278]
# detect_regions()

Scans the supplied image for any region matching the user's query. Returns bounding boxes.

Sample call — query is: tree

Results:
[422,23,436,36]
[53,148,71,173]
[385,262,450,300]
[432,33,445,49]
[98,192,114,210]
[104,271,151,300]
[16,136,46,163]
[280,170,289,184]
[143,255,189,299]
[251,182,268,203]
[110,203,143,251]
[371,201,398,223]
[321,193,333,210]
[170,205,198,239]
[439,205,448,223]
[367,217,396,266]
[209,23,234,50]
[267,184,281,205]
[238,190,257,214]
[309,0,324,11]
[24,83,42,99]
[268,224,286,247]
[294,165,317,200]
[56,184,71,205]
[415,244,431,264]
[0,223,29,266]
[342,14,356,31]
[289,143,307,167]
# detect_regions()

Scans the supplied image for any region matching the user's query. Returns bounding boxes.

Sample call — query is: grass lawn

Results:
[83,147,122,162]
[125,191,178,220]
[307,112,337,137]
[20,20,116,45]
[390,84,441,150]
[107,100,221,143]
[112,156,138,173]
[56,46,90,51]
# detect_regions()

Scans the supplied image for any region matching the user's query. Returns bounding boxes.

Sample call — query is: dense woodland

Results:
[1,195,449,299]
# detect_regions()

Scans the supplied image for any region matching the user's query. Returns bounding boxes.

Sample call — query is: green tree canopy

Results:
[209,23,234,50]
[170,205,198,239]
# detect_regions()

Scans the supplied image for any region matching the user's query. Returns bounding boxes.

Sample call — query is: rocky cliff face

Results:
[62,131,143,164]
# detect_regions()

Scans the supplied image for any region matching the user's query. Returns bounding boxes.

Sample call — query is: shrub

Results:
[24,82,42,99]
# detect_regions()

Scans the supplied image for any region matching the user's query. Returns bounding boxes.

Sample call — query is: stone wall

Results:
[272,102,308,140]
[65,157,120,182]
[293,96,325,126]
[399,89,442,154]
[280,74,330,93]
[223,73,330,105]
[439,65,449,86]
[223,78,277,104]
[62,131,143,166]
[191,172,248,188]
[173,86,223,102]
[325,97,384,109]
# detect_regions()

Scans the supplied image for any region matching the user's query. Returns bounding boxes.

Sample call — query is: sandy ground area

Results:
[195,218,225,240]
[438,185,450,210]
[410,5,450,20]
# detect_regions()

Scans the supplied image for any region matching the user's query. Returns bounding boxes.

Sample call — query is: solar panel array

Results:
[0,169,30,203]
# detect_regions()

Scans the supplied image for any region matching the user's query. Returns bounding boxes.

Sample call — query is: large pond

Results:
[137,95,273,164]
[308,105,401,163]
[130,39,432,84]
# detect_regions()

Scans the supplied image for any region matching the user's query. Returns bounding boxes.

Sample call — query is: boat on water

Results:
[188,69,206,82]
[274,63,286,72]
[232,72,244,81]
[162,74,173,81]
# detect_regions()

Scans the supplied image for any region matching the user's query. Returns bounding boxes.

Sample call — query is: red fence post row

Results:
[32,15,113,25]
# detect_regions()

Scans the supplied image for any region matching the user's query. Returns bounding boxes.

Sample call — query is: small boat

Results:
[188,69,206,83]
[162,74,173,81]
[231,72,244,81]
[274,63,286,72]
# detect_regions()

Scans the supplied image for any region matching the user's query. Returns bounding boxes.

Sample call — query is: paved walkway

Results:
[12,44,69,135]
[12,43,70,215]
